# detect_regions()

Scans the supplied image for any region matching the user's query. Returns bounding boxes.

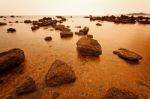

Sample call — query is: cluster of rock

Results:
[88,15,150,24]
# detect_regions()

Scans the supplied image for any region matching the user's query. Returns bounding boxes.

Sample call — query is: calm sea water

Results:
[0,16,150,99]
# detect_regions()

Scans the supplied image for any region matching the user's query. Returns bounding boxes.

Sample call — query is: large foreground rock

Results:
[113,48,142,61]
[76,37,102,56]
[45,60,76,87]
[16,76,36,95]
[0,48,25,74]
[103,87,138,99]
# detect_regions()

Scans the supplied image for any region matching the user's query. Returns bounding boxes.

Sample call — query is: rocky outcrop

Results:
[16,76,36,95]
[113,48,142,61]
[45,60,76,87]
[103,87,138,99]
[76,37,102,56]
[0,48,25,74]
[60,31,73,38]
[87,34,93,38]
[7,28,16,33]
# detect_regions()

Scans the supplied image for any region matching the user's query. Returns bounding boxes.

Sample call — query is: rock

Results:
[75,32,85,35]
[45,60,76,87]
[15,21,18,23]
[60,31,73,38]
[51,92,60,99]
[103,87,138,99]
[113,48,142,61]
[0,48,25,74]
[79,27,89,35]
[44,36,52,41]
[10,15,15,18]
[24,20,32,23]
[31,25,39,31]
[16,76,36,95]
[0,22,7,26]
[75,26,81,28]
[87,34,93,38]
[0,79,3,84]
[7,28,16,33]
[96,23,102,26]
[76,37,102,56]
[54,25,70,31]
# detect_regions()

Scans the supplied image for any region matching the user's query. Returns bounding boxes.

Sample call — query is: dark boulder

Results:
[103,87,138,99]
[24,20,32,23]
[60,31,73,38]
[113,48,142,61]
[0,22,7,26]
[45,60,76,87]
[31,25,39,31]
[76,37,102,56]
[44,36,52,41]
[0,48,25,74]
[7,28,16,33]
[16,76,36,95]
[79,27,89,35]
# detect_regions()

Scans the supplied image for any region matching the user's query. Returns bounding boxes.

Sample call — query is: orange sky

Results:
[0,0,150,15]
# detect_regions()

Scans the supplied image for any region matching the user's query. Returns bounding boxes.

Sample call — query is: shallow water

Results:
[0,16,150,99]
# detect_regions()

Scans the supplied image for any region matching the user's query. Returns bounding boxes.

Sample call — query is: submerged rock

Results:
[45,60,76,87]
[60,31,73,38]
[76,37,102,56]
[103,87,138,99]
[75,26,81,28]
[54,25,70,31]
[16,76,36,95]
[113,48,142,61]
[0,48,25,74]
[75,32,85,35]
[7,28,16,33]
[44,36,52,41]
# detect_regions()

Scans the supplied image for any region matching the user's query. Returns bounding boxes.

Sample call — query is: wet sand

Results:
[0,16,150,99]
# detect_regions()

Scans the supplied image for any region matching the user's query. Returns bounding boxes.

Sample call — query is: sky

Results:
[0,0,150,15]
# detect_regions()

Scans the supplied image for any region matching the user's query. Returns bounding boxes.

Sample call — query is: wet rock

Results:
[79,27,89,35]
[31,25,39,31]
[7,28,16,33]
[45,60,76,87]
[103,87,138,99]
[87,34,93,38]
[76,37,102,56]
[51,92,60,99]
[16,76,36,95]
[0,48,25,74]
[0,22,7,26]
[24,20,32,23]
[60,31,73,38]
[10,15,15,18]
[44,36,52,41]
[15,21,18,23]
[96,23,102,26]
[113,48,142,61]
